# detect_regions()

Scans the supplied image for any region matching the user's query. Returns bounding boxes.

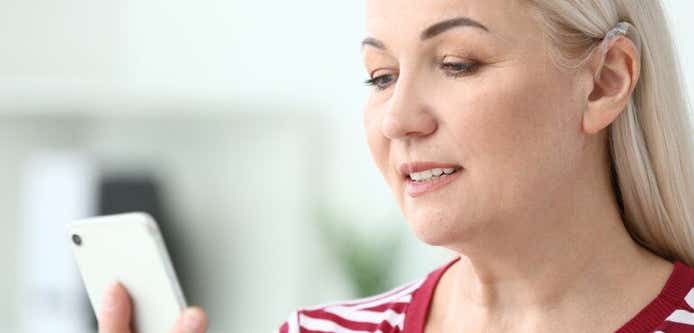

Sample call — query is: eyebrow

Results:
[361,16,490,51]
[361,37,386,50]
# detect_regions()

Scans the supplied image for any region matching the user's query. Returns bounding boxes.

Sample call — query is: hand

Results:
[98,282,208,333]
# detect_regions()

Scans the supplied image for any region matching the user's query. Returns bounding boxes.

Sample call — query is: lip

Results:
[398,161,463,178]
[399,161,464,198]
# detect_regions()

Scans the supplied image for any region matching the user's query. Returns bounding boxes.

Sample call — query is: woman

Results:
[98,0,694,332]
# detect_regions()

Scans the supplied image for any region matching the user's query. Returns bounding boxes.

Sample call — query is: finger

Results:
[98,282,133,333]
[170,307,208,333]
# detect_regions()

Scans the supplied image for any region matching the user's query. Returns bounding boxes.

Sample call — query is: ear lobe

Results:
[583,36,640,134]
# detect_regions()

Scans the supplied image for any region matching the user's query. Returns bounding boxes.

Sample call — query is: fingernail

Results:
[182,309,202,332]
[101,282,120,313]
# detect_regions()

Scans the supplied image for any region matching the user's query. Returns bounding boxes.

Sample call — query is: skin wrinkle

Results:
[361,0,672,332]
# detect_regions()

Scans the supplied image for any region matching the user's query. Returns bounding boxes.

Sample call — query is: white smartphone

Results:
[67,212,187,333]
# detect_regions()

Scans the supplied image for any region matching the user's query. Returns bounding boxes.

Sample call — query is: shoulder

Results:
[274,257,460,333]
[648,261,694,333]
[275,278,426,333]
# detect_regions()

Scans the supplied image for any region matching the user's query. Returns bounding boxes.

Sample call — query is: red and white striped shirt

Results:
[276,257,694,332]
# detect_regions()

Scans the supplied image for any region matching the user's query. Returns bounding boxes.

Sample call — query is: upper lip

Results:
[398,161,463,178]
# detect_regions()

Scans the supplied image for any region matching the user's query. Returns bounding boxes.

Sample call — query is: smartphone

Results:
[68,212,187,333]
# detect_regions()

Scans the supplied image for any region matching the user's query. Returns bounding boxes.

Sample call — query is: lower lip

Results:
[405,170,462,198]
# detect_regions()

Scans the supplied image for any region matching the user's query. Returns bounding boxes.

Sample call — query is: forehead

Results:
[365,0,534,42]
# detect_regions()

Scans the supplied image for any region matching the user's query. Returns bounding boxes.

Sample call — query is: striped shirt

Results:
[277,257,694,332]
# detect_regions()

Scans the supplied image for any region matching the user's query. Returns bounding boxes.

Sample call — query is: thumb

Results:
[170,307,208,333]
[98,282,133,333]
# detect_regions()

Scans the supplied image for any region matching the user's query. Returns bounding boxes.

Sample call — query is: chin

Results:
[405,209,471,246]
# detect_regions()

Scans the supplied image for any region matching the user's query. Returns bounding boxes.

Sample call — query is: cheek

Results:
[449,64,583,212]
[363,105,391,180]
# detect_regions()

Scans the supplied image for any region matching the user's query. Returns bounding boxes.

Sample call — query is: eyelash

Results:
[364,61,480,91]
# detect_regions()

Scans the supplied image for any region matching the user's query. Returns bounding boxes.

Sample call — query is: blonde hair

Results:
[526,0,694,265]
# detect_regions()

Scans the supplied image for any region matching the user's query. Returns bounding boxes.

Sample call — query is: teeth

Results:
[409,167,457,181]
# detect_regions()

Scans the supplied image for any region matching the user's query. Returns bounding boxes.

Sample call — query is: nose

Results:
[380,74,437,140]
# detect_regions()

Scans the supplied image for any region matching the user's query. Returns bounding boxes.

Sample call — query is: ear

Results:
[583,36,641,134]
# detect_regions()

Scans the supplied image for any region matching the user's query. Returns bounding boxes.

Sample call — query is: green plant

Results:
[313,208,403,297]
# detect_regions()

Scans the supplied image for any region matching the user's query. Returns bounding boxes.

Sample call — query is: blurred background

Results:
[0,1,692,332]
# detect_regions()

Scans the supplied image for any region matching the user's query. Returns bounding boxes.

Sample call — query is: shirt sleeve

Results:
[275,311,300,333]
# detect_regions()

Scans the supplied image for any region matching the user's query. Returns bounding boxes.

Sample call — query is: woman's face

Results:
[362,0,592,246]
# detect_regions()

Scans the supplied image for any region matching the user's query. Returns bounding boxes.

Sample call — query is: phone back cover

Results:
[68,212,187,333]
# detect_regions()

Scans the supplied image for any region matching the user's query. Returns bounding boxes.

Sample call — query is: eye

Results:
[440,57,480,78]
[364,72,398,91]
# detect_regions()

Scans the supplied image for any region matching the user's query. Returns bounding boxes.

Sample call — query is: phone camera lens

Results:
[72,234,82,246]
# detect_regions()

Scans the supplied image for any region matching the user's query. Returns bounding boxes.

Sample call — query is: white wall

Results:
[0,0,368,113]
